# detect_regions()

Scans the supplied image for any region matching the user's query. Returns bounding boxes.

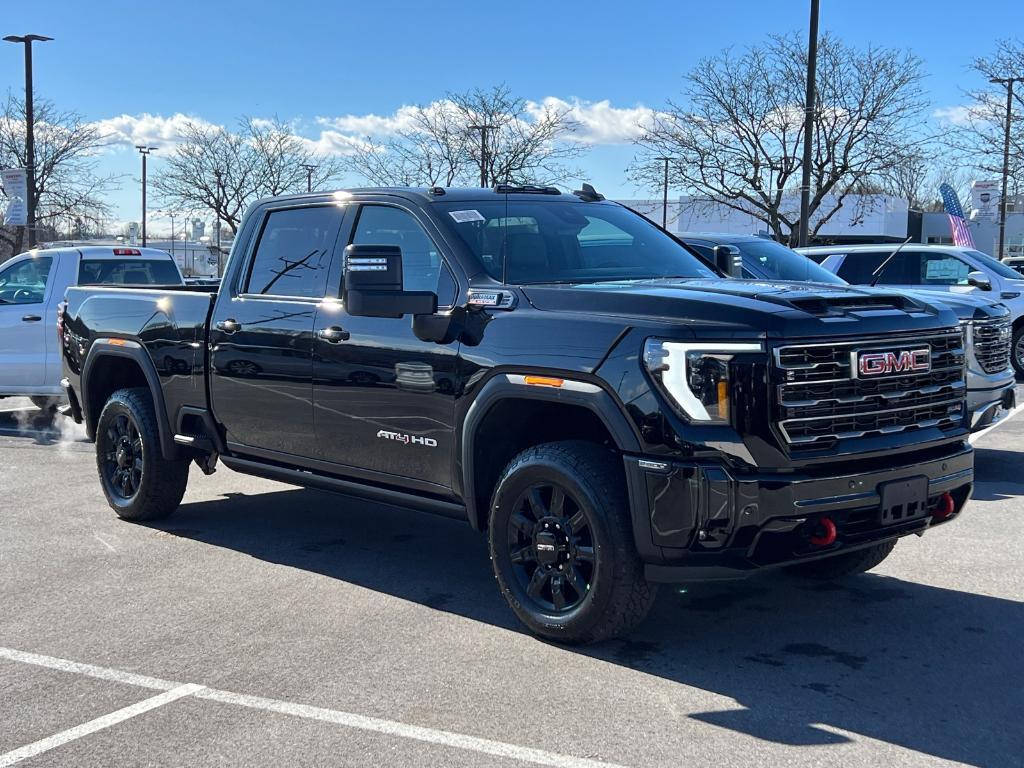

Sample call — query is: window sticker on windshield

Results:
[449,209,485,223]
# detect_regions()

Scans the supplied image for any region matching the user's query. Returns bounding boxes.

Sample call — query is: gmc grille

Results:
[773,329,966,452]
[970,317,1012,375]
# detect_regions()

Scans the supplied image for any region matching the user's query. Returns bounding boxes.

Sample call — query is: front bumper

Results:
[624,443,973,582]
[966,380,1016,431]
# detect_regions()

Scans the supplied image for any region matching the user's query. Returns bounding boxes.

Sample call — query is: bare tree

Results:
[0,93,119,259]
[630,33,929,243]
[945,39,1024,197]
[153,117,342,236]
[343,85,585,188]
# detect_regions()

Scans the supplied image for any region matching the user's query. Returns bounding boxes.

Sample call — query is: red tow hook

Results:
[932,492,956,520]
[809,517,837,547]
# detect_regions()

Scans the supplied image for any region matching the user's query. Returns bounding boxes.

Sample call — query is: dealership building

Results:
[621,194,1024,258]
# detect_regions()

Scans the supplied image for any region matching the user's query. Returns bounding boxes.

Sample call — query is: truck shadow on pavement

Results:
[148,483,1023,768]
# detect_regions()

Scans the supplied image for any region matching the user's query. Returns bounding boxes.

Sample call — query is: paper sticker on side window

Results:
[449,209,485,223]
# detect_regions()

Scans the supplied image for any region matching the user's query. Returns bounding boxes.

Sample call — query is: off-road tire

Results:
[95,387,189,521]
[488,440,657,644]
[787,540,898,580]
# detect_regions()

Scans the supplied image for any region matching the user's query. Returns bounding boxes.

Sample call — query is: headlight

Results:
[643,340,763,423]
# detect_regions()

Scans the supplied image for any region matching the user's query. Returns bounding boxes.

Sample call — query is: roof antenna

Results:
[573,183,605,202]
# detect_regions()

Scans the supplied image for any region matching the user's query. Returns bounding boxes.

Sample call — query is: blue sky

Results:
[2,0,1019,228]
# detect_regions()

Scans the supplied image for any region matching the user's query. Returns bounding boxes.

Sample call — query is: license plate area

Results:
[878,476,929,526]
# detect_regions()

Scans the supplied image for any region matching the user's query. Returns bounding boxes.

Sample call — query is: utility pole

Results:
[3,34,53,249]
[655,156,672,229]
[301,163,318,193]
[990,76,1024,260]
[797,0,819,247]
[468,124,496,187]
[135,145,157,246]
[167,211,177,264]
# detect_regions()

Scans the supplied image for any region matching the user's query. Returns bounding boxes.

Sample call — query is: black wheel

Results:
[488,441,656,644]
[787,540,897,580]
[1012,326,1024,377]
[95,388,189,521]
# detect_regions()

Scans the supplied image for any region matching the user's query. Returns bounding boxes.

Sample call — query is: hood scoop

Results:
[784,293,928,317]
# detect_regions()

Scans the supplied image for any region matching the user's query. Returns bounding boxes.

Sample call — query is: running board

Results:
[219,455,469,522]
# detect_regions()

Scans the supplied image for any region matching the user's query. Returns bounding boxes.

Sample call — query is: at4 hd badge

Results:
[377,429,438,448]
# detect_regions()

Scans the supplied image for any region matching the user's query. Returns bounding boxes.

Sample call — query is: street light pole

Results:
[655,156,672,229]
[3,34,54,249]
[300,163,317,193]
[213,169,223,276]
[468,124,496,187]
[797,0,819,247]
[990,76,1024,260]
[135,145,157,246]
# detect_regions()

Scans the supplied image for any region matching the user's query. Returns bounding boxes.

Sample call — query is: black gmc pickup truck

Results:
[60,185,974,643]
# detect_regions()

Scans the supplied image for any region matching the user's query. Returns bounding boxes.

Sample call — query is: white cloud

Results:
[297,130,373,156]
[933,105,974,126]
[91,112,219,149]
[316,105,424,136]
[525,97,655,144]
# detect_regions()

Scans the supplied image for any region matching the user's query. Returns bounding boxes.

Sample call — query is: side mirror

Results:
[967,271,992,291]
[342,244,437,318]
[713,244,742,278]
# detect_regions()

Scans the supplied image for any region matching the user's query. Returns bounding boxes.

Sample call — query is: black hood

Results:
[521,278,961,339]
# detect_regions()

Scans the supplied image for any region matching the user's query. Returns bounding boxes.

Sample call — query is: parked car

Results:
[798,243,1024,375]
[681,234,1016,432]
[1002,256,1024,276]
[0,246,183,409]
[62,186,974,643]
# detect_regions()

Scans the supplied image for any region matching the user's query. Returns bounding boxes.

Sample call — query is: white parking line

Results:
[0,684,204,767]
[969,400,1024,444]
[0,646,629,768]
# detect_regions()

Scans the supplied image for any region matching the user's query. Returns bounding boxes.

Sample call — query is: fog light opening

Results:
[933,492,956,520]
[809,517,837,547]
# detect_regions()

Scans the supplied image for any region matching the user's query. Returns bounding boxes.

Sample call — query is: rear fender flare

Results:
[81,339,178,460]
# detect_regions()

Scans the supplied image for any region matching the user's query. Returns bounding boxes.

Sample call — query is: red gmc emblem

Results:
[856,348,931,377]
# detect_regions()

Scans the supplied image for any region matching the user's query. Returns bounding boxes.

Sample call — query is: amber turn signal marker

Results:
[717,380,729,419]
[524,375,564,388]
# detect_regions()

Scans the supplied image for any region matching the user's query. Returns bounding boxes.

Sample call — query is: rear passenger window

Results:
[245,206,342,298]
[835,251,891,284]
[351,205,456,305]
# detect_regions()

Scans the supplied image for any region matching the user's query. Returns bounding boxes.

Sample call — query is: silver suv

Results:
[799,243,1024,375]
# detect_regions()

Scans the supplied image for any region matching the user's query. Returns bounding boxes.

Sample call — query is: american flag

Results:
[939,182,975,248]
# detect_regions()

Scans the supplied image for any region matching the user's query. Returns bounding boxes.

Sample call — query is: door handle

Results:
[216,318,240,334]
[21,315,42,322]
[318,326,350,343]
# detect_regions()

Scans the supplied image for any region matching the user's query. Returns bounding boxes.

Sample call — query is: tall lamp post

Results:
[797,0,819,247]
[3,34,53,249]
[990,76,1024,260]
[213,169,223,276]
[655,156,673,229]
[135,145,158,246]
[300,163,318,193]
[468,124,496,187]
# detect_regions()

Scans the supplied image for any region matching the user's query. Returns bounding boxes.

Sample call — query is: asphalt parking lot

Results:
[1,396,1022,767]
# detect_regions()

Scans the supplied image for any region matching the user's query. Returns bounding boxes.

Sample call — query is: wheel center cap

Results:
[534,531,561,565]
[116,440,131,468]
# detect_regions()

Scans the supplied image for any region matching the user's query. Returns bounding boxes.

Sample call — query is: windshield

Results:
[736,239,845,284]
[436,200,717,284]
[964,250,1023,280]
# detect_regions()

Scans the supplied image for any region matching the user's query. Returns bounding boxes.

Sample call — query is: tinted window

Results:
[79,259,182,285]
[351,205,456,303]
[835,251,891,284]
[0,256,52,304]
[734,239,845,284]
[964,249,1023,280]
[438,201,716,284]
[245,206,341,298]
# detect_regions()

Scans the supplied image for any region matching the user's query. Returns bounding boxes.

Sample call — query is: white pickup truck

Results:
[0,245,183,408]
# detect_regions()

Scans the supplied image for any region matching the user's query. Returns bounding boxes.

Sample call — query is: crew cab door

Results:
[209,204,344,458]
[312,202,461,490]
[0,252,57,389]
